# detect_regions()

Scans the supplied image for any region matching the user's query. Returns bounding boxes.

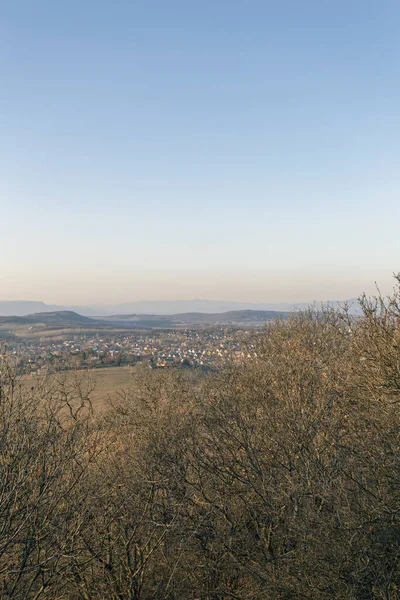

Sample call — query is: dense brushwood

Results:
[0,279,399,599]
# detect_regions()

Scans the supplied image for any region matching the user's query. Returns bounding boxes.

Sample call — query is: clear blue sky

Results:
[1,0,399,304]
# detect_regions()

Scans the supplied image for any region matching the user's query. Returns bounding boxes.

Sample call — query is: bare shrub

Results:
[0,358,101,599]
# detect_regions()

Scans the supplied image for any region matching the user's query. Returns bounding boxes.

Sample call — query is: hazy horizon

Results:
[0,268,393,308]
[2,1,399,303]
[0,265,397,306]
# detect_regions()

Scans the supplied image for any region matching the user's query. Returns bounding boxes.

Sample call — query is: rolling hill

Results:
[0,309,288,338]
[101,309,288,327]
[0,311,98,327]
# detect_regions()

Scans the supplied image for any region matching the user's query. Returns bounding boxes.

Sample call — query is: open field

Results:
[21,366,136,411]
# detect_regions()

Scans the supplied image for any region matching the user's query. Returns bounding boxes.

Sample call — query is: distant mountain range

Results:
[0,298,361,317]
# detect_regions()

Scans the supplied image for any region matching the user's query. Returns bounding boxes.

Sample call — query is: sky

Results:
[1,0,400,304]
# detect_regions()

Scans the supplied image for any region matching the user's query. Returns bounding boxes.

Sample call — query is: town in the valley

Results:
[4,328,260,375]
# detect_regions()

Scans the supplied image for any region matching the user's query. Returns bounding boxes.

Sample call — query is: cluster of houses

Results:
[7,328,259,374]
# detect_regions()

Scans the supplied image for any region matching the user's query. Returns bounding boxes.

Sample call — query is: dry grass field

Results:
[21,365,137,411]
